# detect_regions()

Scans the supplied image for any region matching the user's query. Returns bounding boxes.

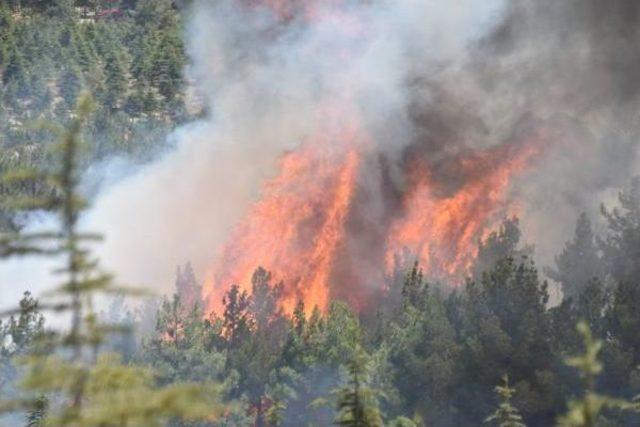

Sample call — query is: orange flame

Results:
[386,137,546,281]
[202,0,548,315]
[205,101,368,314]
[204,128,546,315]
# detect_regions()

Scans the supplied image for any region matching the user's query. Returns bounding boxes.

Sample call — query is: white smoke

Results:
[79,0,506,295]
[5,0,640,312]
[5,0,640,311]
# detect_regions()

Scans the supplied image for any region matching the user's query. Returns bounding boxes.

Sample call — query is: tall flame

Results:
[203,0,547,314]
[205,140,544,314]
[386,137,546,280]
[206,99,370,314]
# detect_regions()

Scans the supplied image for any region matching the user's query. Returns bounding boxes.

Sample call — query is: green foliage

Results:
[4,7,640,422]
[264,367,299,427]
[323,302,362,368]
[0,292,46,423]
[333,346,384,427]
[557,322,633,427]
[474,217,532,277]
[19,353,224,427]
[387,416,419,427]
[225,268,289,426]
[388,267,459,422]
[0,291,44,355]
[546,213,602,301]
[141,293,227,387]
[0,94,222,426]
[458,251,556,424]
[600,177,640,285]
[25,395,48,427]
[0,0,191,229]
[485,375,525,427]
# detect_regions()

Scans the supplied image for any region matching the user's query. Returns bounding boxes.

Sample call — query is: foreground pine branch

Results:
[0,93,223,426]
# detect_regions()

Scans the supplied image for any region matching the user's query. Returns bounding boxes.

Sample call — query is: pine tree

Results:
[474,217,530,277]
[175,262,202,313]
[59,63,84,109]
[72,27,97,73]
[388,280,459,422]
[334,346,384,427]
[0,293,46,422]
[600,177,640,285]
[3,292,44,354]
[141,292,227,387]
[265,367,300,427]
[25,395,47,427]
[557,322,633,427]
[0,93,224,425]
[292,300,306,337]
[2,41,27,87]
[460,255,554,424]
[401,261,425,310]
[222,284,251,346]
[227,268,288,427]
[103,49,130,110]
[250,267,284,330]
[546,213,602,301]
[153,31,183,104]
[484,375,526,427]
[0,6,13,68]
[134,0,177,29]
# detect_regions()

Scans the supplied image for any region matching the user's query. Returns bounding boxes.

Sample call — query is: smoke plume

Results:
[5,0,640,311]
[87,0,506,302]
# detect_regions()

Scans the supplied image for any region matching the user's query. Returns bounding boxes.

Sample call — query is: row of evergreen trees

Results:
[126,177,640,426]
[5,102,640,425]
[3,2,640,425]
[0,0,193,232]
[1,0,187,120]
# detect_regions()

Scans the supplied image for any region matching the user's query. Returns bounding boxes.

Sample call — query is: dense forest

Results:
[3,1,640,427]
[0,0,192,233]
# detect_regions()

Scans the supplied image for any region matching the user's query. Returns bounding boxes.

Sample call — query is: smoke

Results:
[4,0,640,307]
[469,0,640,263]
[83,0,506,295]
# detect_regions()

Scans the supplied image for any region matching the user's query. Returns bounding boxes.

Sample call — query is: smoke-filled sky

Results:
[2,0,640,310]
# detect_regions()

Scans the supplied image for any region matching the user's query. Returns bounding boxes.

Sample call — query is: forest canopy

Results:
[3,1,640,427]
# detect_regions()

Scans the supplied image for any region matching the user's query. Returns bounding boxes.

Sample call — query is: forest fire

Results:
[385,135,546,281]
[203,0,548,314]
[204,129,545,315]
[206,101,368,314]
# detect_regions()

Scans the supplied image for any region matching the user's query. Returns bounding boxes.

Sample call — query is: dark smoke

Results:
[399,0,640,270]
[8,0,639,300]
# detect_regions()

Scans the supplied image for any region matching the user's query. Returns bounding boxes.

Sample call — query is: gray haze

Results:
[3,0,640,306]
